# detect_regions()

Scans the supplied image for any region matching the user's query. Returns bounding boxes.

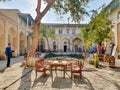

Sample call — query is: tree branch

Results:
[35,0,41,23]
[35,0,55,24]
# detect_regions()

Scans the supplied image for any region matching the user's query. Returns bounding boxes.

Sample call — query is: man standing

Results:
[5,43,12,67]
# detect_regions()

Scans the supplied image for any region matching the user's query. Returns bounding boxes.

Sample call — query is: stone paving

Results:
[0,57,120,90]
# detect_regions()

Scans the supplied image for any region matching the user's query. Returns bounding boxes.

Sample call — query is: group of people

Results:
[98,43,106,54]
[88,42,115,56]
[88,43,106,54]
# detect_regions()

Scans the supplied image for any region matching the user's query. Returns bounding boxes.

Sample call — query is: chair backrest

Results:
[35,57,45,67]
[78,60,83,69]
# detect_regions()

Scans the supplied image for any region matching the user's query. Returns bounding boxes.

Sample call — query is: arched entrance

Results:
[19,32,26,55]
[8,27,18,56]
[0,24,5,59]
[73,38,81,52]
[53,41,56,52]
[62,38,70,52]
[39,40,45,52]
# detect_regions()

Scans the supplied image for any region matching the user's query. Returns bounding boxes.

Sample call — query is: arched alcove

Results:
[0,24,5,59]
[8,27,18,56]
[19,32,26,55]
[39,40,45,52]
[73,38,81,52]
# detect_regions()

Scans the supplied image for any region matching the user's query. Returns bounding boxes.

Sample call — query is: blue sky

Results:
[0,0,112,24]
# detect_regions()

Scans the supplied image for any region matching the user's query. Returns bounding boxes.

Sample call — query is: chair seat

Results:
[36,66,46,72]
[72,66,80,72]
[45,65,51,70]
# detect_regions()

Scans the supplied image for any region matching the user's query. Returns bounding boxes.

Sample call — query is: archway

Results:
[0,24,5,59]
[8,27,18,56]
[20,32,26,55]
[39,40,45,52]
[62,38,70,52]
[53,41,57,52]
[73,38,81,52]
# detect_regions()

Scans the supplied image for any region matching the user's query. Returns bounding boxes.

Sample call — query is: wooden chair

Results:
[98,54,104,61]
[35,58,50,78]
[71,60,83,79]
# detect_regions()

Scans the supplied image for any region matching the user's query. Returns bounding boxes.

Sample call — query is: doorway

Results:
[64,45,67,52]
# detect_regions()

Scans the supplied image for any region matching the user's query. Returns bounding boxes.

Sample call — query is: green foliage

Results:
[39,24,56,40]
[52,0,90,23]
[39,24,56,51]
[45,53,60,59]
[81,6,113,47]
[45,53,85,59]
[68,54,85,59]
[1,0,90,23]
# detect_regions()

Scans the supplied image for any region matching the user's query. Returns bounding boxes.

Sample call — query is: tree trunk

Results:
[26,23,40,67]
[26,0,55,67]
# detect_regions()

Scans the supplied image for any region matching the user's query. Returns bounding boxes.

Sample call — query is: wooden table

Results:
[49,61,68,79]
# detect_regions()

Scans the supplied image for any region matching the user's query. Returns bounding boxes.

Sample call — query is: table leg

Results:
[50,66,53,82]
[63,65,67,78]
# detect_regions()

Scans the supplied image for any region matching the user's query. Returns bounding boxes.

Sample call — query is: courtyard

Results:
[0,56,120,90]
[0,0,120,90]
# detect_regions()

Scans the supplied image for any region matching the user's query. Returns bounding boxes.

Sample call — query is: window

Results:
[64,42,67,45]
[118,11,120,19]
[59,30,63,34]
[66,29,70,34]
[72,30,76,34]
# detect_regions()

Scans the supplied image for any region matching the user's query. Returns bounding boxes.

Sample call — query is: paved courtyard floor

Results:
[0,56,120,90]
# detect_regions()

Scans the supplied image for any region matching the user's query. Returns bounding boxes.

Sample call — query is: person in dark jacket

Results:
[5,43,12,67]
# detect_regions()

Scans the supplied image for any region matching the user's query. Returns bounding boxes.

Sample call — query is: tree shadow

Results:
[52,77,72,89]
[73,76,94,90]
[32,73,50,88]
[18,68,32,90]
[109,66,120,72]
[96,73,120,90]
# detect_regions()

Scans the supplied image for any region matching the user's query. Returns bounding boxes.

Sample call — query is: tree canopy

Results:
[52,0,90,23]
[81,6,113,48]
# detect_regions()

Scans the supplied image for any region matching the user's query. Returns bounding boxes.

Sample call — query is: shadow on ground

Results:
[73,76,94,90]
[52,77,72,89]
[96,73,120,90]
[18,68,32,90]
[32,73,50,88]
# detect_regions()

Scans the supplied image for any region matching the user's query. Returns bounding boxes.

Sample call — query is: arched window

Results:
[53,41,56,51]
[64,41,67,45]
[53,41,56,45]
[118,11,120,19]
